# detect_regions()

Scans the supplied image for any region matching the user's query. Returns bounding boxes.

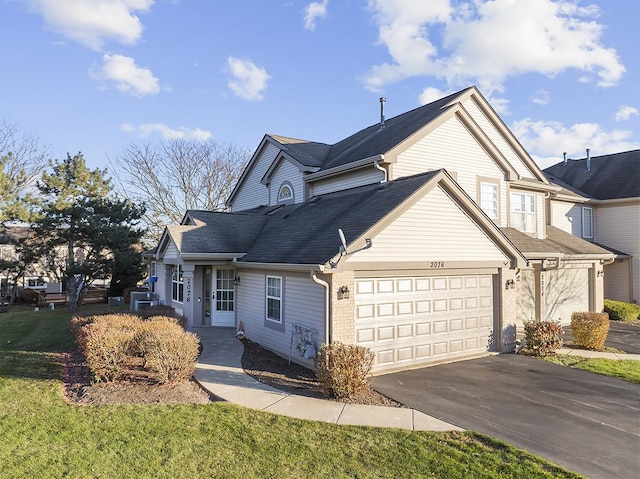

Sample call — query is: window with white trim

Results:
[480,182,499,220]
[510,192,536,233]
[277,184,293,203]
[25,277,45,289]
[172,265,184,302]
[582,207,593,239]
[266,275,282,323]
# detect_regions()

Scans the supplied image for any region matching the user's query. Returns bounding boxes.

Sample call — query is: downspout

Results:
[311,271,330,345]
[373,159,388,183]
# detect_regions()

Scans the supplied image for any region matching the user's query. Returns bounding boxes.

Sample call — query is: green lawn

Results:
[544,355,640,383]
[1,307,583,479]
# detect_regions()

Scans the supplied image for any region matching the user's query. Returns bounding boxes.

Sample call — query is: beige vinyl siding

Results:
[596,202,640,302]
[462,97,536,179]
[392,116,508,226]
[604,260,632,302]
[346,185,510,264]
[269,159,305,205]
[231,143,278,212]
[236,270,325,368]
[310,168,384,197]
[545,268,590,325]
[550,200,582,236]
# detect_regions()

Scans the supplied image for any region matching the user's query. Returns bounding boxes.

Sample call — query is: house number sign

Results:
[186,278,192,302]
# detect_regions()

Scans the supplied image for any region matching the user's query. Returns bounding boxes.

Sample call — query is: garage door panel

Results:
[355,273,495,372]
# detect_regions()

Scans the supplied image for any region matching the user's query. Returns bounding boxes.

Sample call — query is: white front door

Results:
[210,268,235,327]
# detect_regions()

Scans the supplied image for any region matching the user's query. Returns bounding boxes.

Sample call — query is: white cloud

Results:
[615,105,639,122]
[365,0,625,94]
[304,0,329,31]
[19,0,154,50]
[122,123,212,141]
[418,86,449,105]
[94,54,160,96]
[532,90,550,106]
[511,118,639,169]
[227,57,271,101]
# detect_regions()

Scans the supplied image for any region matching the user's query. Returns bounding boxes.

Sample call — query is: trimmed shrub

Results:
[571,312,610,350]
[134,305,187,327]
[136,318,200,384]
[604,299,640,322]
[316,342,374,401]
[83,315,142,381]
[523,320,564,357]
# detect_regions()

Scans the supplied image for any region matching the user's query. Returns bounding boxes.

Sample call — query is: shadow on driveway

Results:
[373,354,640,479]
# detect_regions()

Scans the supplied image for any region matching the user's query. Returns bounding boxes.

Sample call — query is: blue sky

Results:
[1,0,638,171]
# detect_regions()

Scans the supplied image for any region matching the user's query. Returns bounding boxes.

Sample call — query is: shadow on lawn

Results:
[0,349,64,381]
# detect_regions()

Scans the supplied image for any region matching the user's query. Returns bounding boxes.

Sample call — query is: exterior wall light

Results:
[233,276,241,285]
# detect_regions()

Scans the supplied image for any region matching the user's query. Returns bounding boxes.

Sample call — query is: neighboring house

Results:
[151,86,613,373]
[0,226,64,299]
[544,149,640,304]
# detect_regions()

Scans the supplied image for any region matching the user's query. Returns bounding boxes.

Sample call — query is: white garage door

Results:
[355,274,495,372]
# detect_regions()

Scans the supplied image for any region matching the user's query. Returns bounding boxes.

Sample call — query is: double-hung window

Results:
[266,275,282,323]
[510,192,536,233]
[582,207,593,239]
[480,182,499,220]
[172,265,184,302]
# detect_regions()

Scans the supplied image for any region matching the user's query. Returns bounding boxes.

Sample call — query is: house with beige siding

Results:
[151,86,613,373]
[544,149,640,304]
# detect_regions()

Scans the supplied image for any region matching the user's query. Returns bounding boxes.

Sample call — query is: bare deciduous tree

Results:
[112,139,249,242]
[0,120,50,200]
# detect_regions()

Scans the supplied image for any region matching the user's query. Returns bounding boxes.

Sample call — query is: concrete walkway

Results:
[191,327,639,432]
[557,346,640,360]
[191,327,462,431]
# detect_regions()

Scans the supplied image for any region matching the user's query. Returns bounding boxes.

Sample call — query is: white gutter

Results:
[303,155,384,182]
[311,271,331,345]
[236,262,327,272]
[373,159,388,183]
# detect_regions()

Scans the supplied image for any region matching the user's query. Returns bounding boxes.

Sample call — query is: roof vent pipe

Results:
[379,97,386,129]
[563,152,567,165]
[586,148,591,171]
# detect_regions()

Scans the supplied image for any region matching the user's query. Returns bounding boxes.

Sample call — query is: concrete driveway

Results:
[372,355,640,479]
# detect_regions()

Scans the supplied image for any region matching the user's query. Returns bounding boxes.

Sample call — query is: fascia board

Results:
[260,152,315,186]
[465,89,549,183]
[180,253,246,260]
[303,155,384,182]
[235,262,325,272]
[509,179,561,193]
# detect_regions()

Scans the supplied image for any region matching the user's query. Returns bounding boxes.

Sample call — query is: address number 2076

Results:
[430,261,445,268]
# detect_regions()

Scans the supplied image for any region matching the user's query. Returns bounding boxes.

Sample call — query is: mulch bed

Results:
[62,339,402,407]
[240,339,403,408]
[62,348,213,405]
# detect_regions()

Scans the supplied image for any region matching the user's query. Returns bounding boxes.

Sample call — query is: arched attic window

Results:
[277,182,294,204]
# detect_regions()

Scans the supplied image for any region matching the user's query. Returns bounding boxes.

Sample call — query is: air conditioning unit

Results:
[134,300,158,311]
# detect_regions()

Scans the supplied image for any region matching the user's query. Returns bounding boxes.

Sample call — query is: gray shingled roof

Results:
[500,226,613,257]
[263,88,471,174]
[239,171,440,264]
[268,135,330,168]
[544,149,640,200]
[167,213,269,254]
